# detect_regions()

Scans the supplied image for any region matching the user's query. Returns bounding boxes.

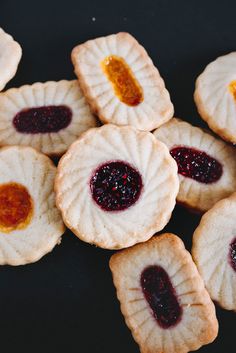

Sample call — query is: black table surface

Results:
[0,1,235,352]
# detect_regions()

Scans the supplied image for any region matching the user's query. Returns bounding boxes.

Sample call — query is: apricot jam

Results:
[0,182,33,233]
[101,55,143,106]
[229,80,236,100]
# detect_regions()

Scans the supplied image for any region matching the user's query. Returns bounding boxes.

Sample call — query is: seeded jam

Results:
[13,105,72,134]
[0,182,33,233]
[141,265,182,329]
[101,55,143,106]
[229,80,236,101]
[90,161,142,211]
[170,146,223,184]
[229,238,236,271]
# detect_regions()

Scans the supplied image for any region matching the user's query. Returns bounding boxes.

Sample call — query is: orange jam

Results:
[229,80,236,100]
[0,182,33,233]
[101,55,143,106]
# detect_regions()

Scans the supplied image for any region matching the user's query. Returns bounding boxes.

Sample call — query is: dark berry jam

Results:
[141,265,182,329]
[170,146,223,184]
[90,161,142,212]
[229,238,236,271]
[13,105,72,134]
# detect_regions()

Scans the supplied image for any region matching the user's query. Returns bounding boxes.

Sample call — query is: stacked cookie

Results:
[1,27,236,353]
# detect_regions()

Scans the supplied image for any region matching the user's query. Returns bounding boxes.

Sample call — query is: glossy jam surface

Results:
[90,161,142,211]
[101,55,143,106]
[141,265,182,329]
[229,80,236,100]
[13,105,72,134]
[0,183,33,232]
[170,146,223,184]
[229,238,236,271]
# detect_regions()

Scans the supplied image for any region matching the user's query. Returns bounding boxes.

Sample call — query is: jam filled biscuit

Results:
[195,52,236,143]
[0,80,98,156]
[0,27,22,91]
[154,118,236,212]
[71,32,173,131]
[110,233,218,353]
[192,192,236,311]
[0,146,65,266]
[55,124,179,249]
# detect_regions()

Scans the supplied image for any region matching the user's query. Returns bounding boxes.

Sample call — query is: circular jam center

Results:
[90,161,143,212]
[101,55,143,106]
[170,146,223,184]
[141,265,183,329]
[13,105,72,134]
[229,238,236,271]
[229,80,236,101]
[0,182,33,232]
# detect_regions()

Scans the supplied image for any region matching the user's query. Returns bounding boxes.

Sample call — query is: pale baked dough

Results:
[154,118,236,212]
[0,80,98,156]
[0,27,22,91]
[72,32,173,131]
[195,52,236,143]
[110,233,218,353]
[0,146,65,266]
[55,124,179,249]
[192,192,236,311]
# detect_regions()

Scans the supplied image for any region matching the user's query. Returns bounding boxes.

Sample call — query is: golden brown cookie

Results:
[0,80,98,156]
[0,27,22,91]
[195,52,236,143]
[110,233,218,353]
[71,32,173,131]
[55,124,179,249]
[154,118,236,212]
[0,146,65,266]
[192,192,236,311]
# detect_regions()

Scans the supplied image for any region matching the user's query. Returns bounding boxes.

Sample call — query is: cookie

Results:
[0,27,22,91]
[153,118,236,212]
[192,192,236,311]
[0,146,65,266]
[194,52,236,143]
[0,80,98,156]
[55,124,179,249]
[110,233,218,353]
[71,32,173,131]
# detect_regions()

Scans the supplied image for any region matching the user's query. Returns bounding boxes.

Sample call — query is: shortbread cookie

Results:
[0,28,22,91]
[192,192,236,311]
[195,52,236,143]
[71,32,173,131]
[0,80,98,156]
[154,118,236,212]
[55,124,179,249]
[0,146,65,266]
[110,233,218,353]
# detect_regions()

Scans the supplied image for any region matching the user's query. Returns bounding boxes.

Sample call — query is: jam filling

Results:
[141,265,182,329]
[170,146,223,184]
[101,55,143,106]
[90,161,142,211]
[0,182,33,232]
[229,238,236,271]
[229,80,236,101]
[13,105,72,134]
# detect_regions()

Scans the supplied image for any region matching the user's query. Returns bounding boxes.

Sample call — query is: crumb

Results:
[92,17,96,22]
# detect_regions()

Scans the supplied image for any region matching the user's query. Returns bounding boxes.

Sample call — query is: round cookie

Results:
[0,27,22,91]
[71,32,173,131]
[0,146,65,266]
[195,52,236,143]
[0,80,98,156]
[154,118,236,212]
[110,233,218,353]
[192,192,236,311]
[55,124,179,249]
